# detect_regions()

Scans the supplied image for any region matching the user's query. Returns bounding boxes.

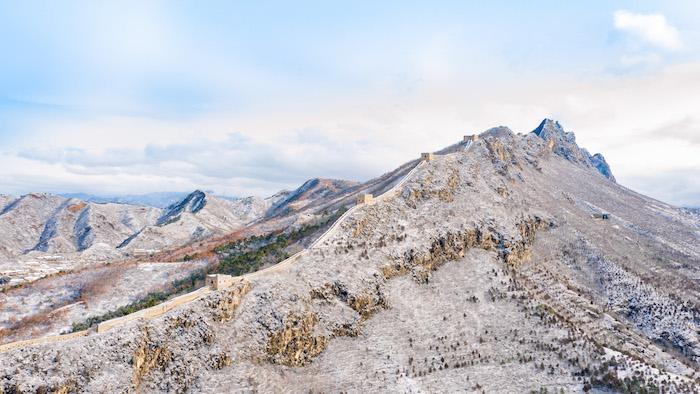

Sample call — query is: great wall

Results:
[0,136,476,353]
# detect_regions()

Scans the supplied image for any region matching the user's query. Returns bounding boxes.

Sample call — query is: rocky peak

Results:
[531,119,615,182]
[534,118,562,137]
[156,190,207,226]
[533,118,579,147]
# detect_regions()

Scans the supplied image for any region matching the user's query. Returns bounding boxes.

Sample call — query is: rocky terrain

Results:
[0,119,698,393]
[266,178,359,217]
[0,194,160,264]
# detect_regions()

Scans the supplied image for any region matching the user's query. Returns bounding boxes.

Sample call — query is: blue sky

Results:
[1,1,699,205]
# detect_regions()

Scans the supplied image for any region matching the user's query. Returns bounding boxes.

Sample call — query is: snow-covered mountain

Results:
[116,191,278,252]
[0,194,160,260]
[3,120,698,392]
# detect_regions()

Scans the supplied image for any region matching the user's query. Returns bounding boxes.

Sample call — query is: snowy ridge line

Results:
[0,142,473,349]
[85,155,428,335]
[309,160,425,250]
[307,140,471,251]
[241,158,428,279]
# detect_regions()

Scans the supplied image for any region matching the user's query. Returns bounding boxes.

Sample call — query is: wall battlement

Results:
[421,152,435,162]
[463,134,479,143]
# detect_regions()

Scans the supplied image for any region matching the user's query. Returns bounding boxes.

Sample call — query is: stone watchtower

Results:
[356,193,374,204]
[206,274,234,290]
[463,134,479,143]
[421,152,435,162]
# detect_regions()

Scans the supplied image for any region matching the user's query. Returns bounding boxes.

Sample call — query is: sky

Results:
[0,1,699,206]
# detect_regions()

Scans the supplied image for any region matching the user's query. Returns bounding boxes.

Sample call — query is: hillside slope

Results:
[1,121,698,393]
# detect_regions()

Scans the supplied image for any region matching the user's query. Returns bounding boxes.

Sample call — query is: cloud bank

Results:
[614,10,683,51]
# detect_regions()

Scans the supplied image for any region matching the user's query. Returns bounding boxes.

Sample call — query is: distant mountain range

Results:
[59,191,236,209]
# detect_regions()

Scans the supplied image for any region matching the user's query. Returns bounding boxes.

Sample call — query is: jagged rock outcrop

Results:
[156,190,208,226]
[532,118,616,182]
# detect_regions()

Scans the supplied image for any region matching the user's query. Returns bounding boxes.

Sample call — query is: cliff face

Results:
[1,121,698,393]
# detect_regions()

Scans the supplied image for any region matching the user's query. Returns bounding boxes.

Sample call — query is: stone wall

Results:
[96,287,211,333]
[0,330,89,353]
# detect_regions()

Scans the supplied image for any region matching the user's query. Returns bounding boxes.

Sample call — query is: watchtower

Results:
[206,274,234,290]
[421,152,435,162]
[356,193,374,204]
[463,134,479,143]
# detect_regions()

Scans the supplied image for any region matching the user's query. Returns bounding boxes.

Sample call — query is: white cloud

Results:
[614,10,683,51]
